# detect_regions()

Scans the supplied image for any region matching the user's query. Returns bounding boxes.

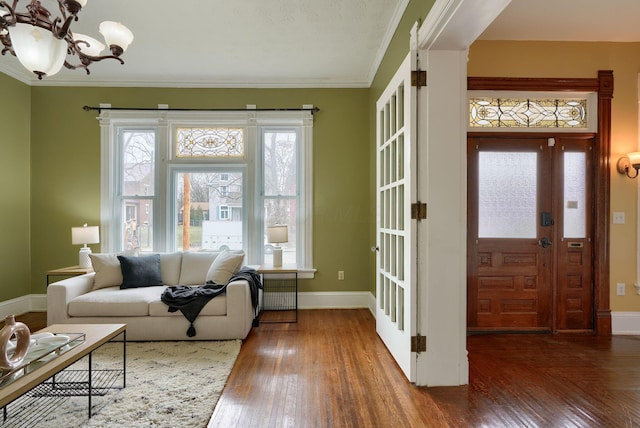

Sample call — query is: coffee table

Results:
[0,323,126,426]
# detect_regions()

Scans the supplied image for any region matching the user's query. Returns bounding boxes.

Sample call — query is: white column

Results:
[416,49,469,386]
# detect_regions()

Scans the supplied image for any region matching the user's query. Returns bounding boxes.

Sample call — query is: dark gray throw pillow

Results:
[117,254,163,289]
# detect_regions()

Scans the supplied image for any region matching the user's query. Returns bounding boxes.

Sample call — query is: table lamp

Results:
[267,225,288,267]
[72,224,100,268]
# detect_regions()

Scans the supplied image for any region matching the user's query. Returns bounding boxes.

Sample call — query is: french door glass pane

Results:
[478,152,537,238]
[175,171,243,251]
[564,152,586,238]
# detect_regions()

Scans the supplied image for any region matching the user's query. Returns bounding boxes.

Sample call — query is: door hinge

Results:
[411,335,427,353]
[411,70,427,88]
[411,202,427,220]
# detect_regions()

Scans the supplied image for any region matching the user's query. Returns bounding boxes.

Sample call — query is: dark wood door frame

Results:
[468,70,613,335]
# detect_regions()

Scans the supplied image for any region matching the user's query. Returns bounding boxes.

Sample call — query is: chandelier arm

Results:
[0,0,132,79]
[55,14,74,39]
[0,1,17,25]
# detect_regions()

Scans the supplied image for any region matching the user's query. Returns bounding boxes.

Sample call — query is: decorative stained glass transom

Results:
[176,128,244,158]
[470,98,587,128]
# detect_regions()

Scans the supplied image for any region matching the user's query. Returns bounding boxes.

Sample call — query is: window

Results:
[468,91,597,132]
[219,205,230,220]
[99,108,314,272]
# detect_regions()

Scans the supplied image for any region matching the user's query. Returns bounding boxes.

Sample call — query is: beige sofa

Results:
[47,251,257,341]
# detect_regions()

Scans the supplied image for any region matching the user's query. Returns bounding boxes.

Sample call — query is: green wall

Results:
[29,87,370,294]
[0,73,31,301]
[2,0,435,301]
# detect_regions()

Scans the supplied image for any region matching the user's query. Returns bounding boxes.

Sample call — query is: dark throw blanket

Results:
[161,266,263,337]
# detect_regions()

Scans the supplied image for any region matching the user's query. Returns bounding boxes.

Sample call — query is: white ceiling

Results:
[0,0,408,87]
[479,0,640,42]
[1,0,639,88]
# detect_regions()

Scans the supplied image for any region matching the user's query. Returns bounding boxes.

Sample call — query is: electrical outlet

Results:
[613,212,625,224]
[338,271,344,280]
[617,283,626,296]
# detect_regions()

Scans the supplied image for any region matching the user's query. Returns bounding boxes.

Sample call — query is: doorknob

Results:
[538,237,552,248]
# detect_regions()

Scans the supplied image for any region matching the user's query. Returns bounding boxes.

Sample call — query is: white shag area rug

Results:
[20,340,241,428]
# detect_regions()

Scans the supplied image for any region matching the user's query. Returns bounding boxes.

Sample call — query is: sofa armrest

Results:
[47,273,96,326]
[225,279,254,335]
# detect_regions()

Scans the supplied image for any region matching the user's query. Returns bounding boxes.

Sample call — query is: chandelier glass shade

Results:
[0,0,133,79]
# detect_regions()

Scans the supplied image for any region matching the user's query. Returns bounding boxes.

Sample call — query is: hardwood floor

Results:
[15,312,47,332]
[20,310,640,427]
[212,309,640,428]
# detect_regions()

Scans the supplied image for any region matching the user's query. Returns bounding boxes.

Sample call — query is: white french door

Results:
[375,53,417,382]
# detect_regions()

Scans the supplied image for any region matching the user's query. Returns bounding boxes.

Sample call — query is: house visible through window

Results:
[99,108,314,270]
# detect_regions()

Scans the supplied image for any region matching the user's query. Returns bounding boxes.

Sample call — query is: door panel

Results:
[468,138,552,331]
[375,53,416,381]
[468,135,594,332]
[555,138,594,331]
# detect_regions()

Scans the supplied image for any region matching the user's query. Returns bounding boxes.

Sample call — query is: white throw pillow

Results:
[90,249,139,290]
[178,252,218,285]
[159,252,183,286]
[205,250,245,285]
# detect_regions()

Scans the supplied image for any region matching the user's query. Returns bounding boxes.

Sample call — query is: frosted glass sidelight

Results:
[564,152,586,238]
[479,152,537,238]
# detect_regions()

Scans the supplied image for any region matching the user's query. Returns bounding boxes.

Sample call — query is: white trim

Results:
[612,312,640,335]
[99,108,314,268]
[298,291,374,310]
[0,295,47,318]
[419,0,511,51]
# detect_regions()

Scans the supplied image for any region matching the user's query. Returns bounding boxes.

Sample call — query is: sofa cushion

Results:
[205,250,244,284]
[68,286,166,317]
[149,292,227,317]
[159,252,182,286]
[118,254,163,289]
[178,252,218,285]
[90,249,139,290]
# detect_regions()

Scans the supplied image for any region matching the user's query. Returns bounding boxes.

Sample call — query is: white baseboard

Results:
[612,311,640,335]
[0,294,47,319]
[299,291,376,315]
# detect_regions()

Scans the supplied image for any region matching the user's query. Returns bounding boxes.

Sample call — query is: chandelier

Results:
[0,0,133,80]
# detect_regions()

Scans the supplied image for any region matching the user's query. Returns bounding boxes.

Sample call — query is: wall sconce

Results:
[616,152,640,178]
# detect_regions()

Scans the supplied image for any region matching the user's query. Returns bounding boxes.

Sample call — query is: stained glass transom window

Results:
[470,98,587,128]
[176,128,244,158]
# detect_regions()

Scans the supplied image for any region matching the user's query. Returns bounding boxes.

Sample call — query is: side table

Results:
[47,266,93,286]
[258,266,298,323]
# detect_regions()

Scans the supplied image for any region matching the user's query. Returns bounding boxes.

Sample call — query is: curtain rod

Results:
[82,105,320,114]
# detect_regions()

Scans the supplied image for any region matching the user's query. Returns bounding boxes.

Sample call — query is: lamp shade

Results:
[72,225,100,245]
[628,152,640,167]
[99,21,134,52]
[9,23,67,77]
[73,33,105,57]
[267,225,288,244]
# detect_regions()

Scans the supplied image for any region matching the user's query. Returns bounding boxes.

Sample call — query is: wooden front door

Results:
[467,134,594,332]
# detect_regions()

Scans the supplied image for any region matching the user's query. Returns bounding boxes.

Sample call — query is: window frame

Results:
[99,107,315,275]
